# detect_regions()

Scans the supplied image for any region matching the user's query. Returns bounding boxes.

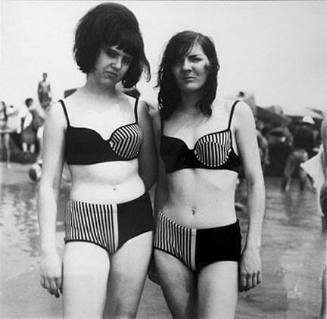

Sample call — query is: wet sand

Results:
[0,163,326,318]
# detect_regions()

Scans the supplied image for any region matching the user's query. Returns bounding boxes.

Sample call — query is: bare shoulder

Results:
[211,97,243,116]
[46,100,68,130]
[233,100,255,127]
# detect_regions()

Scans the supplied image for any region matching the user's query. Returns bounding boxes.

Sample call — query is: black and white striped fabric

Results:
[65,200,119,253]
[110,123,143,159]
[154,212,197,270]
[160,100,242,173]
[60,96,143,165]
[194,130,232,167]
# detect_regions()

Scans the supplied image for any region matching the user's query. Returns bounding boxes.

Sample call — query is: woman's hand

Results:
[40,251,62,298]
[239,246,262,292]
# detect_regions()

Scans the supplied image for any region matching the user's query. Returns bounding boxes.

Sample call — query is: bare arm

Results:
[38,101,66,297]
[151,108,169,219]
[138,100,158,190]
[321,117,327,178]
[234,102,265,291]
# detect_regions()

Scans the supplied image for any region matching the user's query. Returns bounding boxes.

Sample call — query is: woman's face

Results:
[171,42,210,94]
[92,45,132,87]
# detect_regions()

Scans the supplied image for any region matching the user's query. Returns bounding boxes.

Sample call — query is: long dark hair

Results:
[74,2,150,88]
[157,31,219,120]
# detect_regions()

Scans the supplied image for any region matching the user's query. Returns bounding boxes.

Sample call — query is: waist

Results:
[166,169,238,200]
[162,170,237,228]
[69,160,139,183]
[68,191,150,208]
[69,171,145,204]
[158,211,239,232]
[161,204,237,229]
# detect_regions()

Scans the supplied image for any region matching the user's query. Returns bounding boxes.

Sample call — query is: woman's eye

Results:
[106,49,117,57]
[123,57,132,65]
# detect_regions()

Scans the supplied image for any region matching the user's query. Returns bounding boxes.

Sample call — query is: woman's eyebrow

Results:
[188,53,201,58]
[111,47,133,59]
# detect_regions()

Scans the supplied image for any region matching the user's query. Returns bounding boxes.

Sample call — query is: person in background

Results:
[282,116,315,191]
[38,3,156,318]
[256,119,270,174]
[152,31,265,318]
[21,98,40,153]
[319,114,327,319]
[0,101,19,167]
[38,72,52,111]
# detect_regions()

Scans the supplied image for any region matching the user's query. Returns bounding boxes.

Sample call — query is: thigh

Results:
[63,242,110,319]
[104,231,153,318]
[154,249,197,319]
[197,261,238,319]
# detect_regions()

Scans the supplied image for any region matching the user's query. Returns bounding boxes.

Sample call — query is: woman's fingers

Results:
[240,270,262,291]
[55,276,63,294]
[40,253,62,297]
[240,272,248,291]
[49,279,60,297]
[41,275,61,297]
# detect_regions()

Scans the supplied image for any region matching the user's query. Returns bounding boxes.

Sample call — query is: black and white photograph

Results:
[1,1,327,318]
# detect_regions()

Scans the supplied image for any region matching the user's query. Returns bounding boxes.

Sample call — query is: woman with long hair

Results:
[153,31,265,318]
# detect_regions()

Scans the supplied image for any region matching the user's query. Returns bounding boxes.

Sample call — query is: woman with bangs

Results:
[38,3,156,318]
[152,31,265,318]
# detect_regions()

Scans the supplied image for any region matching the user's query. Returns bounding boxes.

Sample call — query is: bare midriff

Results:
[68,159,145,204]
[163,169,238,228]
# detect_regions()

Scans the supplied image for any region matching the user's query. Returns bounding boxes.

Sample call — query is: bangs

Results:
[167,38,199,65]
[103,28,143,58]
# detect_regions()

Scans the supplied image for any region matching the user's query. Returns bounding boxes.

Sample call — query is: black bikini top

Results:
[59,98,143,165]
[160,100,242,174]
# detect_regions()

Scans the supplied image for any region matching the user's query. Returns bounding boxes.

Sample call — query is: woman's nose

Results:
[181,58,192,71]
[112,56,122,69]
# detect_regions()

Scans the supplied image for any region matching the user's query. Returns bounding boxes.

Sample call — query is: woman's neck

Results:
[83,74,118,99]
[178,92,201,115]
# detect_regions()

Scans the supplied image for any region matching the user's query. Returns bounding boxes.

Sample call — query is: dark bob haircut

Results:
[74,2,150,88]
[157,31,219,120]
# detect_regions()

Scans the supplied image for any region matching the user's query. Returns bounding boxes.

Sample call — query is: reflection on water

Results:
[266,178,320,229]
[0,180,70,280]
[0,177,322,265]
[0,175,325,317]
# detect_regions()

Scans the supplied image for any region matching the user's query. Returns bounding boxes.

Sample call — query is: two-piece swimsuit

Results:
[59,98,154,254]
[154,100,242,272]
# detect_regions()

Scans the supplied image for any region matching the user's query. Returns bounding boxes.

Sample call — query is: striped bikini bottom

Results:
[154,212,241,272]
[65,192,154,254]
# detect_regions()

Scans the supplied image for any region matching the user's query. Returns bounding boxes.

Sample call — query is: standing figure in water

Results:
[38,3,156,318]
[153,31,265,318]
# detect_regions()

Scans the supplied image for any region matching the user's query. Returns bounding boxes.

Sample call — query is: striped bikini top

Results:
[59,98,143,165]
[160,100,241,174]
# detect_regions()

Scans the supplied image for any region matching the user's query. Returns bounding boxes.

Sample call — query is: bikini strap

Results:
[58,99,70,127]
[227,100,240,129]
[134,97,139,123]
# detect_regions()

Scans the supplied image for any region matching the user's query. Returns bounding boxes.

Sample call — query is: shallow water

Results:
[0,179,69,282]
[0,167,326,318]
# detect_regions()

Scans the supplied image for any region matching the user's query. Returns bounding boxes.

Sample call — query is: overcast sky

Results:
[1,1,327,115]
